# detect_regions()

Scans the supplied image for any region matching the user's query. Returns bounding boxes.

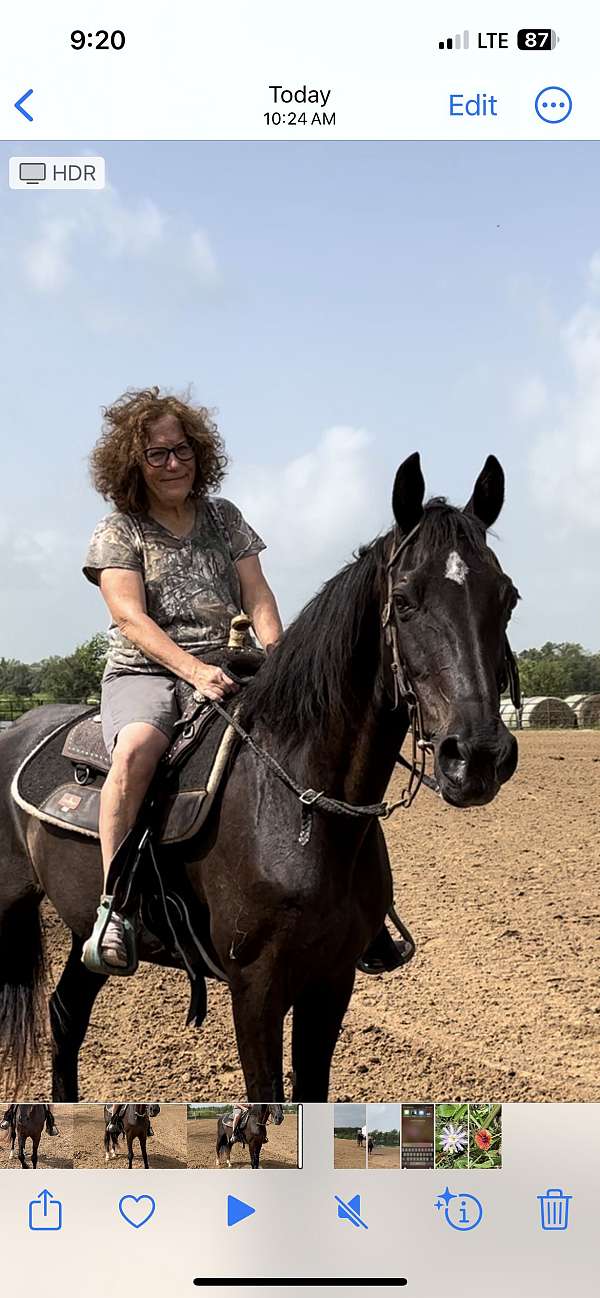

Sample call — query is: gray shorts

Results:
[101,672,179,756]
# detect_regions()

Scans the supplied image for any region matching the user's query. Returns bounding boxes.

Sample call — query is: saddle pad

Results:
[62,713,111,773]
[12,708,240,845]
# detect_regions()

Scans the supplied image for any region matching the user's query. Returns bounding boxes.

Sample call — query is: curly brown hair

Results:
[89,387,228,513]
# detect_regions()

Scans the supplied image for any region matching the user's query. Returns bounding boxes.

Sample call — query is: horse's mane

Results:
[240,498,492,746]
[240,533,387,746]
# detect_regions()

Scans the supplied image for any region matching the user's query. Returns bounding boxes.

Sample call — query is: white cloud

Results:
[228,425,388,619]
[189,228,220,284]
[23,217,77,292]
[17,186,218,296]
[102,194,166,258]
[529,256,600,532]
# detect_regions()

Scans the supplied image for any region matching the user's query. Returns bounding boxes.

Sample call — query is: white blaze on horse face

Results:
[445,550,469,585]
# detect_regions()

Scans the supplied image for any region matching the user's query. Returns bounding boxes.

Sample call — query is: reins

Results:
[202,520,439,845]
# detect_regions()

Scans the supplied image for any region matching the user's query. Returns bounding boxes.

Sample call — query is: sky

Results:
[1,141,599,661]
[367,1105,399,1133]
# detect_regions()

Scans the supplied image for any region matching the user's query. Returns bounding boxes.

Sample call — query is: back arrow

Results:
[15,89,34,122]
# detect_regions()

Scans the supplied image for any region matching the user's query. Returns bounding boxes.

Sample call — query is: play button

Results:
[227,1194,256,1227]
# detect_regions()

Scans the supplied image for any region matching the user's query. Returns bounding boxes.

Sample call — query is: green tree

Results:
[38,633,108,702]
[516,643,600,697]
[0,657,35,696]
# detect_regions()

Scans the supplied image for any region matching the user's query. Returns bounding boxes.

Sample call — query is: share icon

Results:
[334,1193,368,1229]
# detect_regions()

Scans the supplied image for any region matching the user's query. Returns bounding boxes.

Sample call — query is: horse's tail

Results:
[0,897,47,1091]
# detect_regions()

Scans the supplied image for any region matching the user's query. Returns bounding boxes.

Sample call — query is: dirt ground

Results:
[11,730,600,1102]
[367,1142,400,1169]
[332,1137,366,1178]
[0,1105,73,1168]
[334,1136,367,1170]
[73,1104,187,1168]
[187,1112,299,1169]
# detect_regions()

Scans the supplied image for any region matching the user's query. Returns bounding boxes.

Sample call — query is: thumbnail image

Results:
[435,1104,469,1170]
[401,1104,434,1169]
[0,1103,73,1169]
[469,1104,502,1169]
[187,1103,300,1169]
[73,1104,187,1169]
[366,1104,400,1168]
[333,1103,367,1169]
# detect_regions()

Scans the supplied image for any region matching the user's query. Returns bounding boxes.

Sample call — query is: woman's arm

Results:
[98,569,238,700]
[236,555,284,651]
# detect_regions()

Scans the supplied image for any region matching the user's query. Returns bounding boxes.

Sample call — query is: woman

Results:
[81,387,284,974]
[82,386,408,979]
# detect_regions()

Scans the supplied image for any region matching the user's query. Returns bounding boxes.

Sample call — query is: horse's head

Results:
[147,1104,161,1118]
[269,1104,284,1125]
[385,452,519,808]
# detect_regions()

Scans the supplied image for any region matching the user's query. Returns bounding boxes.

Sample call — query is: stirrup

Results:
[81,895,139,977]
[356,912,416,976]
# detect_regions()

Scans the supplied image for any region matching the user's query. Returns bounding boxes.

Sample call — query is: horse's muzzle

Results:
[434,722,518,808]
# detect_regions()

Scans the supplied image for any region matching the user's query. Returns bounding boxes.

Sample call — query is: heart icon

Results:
[118,1194,156,1229]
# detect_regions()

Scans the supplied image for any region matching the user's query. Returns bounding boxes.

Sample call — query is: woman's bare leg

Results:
[97,722,170,965]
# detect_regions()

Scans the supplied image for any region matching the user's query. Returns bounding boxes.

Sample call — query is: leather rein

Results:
[204,521,520,846]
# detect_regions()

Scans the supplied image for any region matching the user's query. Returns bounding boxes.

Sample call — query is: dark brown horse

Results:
[1,1104,47,1168]
[357,1130,364,1148]
[216,1103,283,1168]
[0,454,519,1101]
[1,1103,57,1166]
[104,1104,160,1169]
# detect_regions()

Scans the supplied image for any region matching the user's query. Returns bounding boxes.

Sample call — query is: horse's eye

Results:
[393,591,415,616]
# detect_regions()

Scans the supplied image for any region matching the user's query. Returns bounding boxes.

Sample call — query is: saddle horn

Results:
[228,613,252,649]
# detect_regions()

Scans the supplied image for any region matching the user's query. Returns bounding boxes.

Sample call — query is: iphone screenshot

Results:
[0,3,598,1295]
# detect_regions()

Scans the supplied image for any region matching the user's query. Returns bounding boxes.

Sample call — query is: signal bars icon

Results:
[439,31,470,50]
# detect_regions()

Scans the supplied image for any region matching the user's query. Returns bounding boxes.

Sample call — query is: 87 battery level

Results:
[517,29,559,50]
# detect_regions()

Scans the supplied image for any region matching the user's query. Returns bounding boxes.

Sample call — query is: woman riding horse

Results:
[81,386,404,977]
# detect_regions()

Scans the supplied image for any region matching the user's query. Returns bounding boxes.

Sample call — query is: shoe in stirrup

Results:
[81,895,139,977]
[356,924,415,975]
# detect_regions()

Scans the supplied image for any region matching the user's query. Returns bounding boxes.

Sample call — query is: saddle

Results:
[12,647,263,847]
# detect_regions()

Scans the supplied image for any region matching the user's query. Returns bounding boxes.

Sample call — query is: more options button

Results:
[449,91,498,118]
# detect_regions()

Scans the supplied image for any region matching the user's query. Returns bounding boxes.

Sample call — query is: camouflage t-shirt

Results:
[83,497,265,676]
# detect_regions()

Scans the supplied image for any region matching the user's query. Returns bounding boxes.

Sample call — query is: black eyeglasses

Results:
[143,441,195,468]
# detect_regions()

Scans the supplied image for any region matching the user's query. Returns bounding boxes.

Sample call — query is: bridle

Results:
[202,519,520,842]
[381,520,435,810]
[382,520,521,798]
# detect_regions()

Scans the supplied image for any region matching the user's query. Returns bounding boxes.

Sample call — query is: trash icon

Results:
[537,1188,572,1231]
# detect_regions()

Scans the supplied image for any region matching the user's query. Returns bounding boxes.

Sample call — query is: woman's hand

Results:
[188,660,239,701]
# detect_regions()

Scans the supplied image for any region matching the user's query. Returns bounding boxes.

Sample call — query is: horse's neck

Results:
[290,697,408,809]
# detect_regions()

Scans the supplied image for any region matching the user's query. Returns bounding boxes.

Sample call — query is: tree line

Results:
[0,633,108,706]
[515,643,600,699]
[1,638,599,708]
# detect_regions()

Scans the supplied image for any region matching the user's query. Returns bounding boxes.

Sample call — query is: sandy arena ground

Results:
[187,1112,299,1169]
[367,1142,400,1169]
[333,1136,367,1170]
[73,1104,187,1168]
[0,1104,73,1168]
[10,730,600,1102]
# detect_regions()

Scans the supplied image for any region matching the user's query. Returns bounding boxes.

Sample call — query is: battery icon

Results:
[517,29,559,50]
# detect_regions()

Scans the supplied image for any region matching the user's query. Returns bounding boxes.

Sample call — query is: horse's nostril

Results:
[437,735,467,781]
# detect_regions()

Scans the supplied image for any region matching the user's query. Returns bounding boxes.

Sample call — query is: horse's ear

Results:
[464,455,504,528]
[392,452,425,536]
